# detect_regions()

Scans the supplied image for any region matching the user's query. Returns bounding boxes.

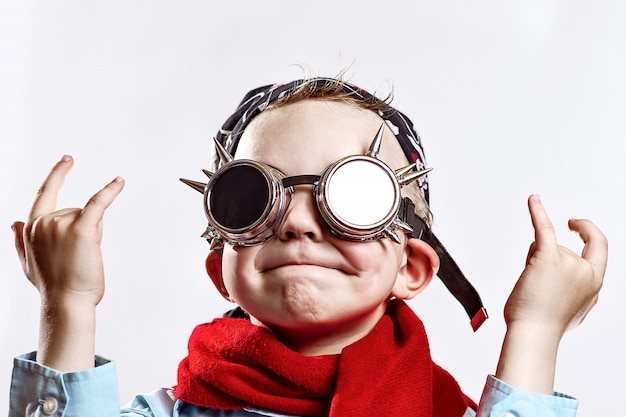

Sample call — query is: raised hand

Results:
[504,194,607,334]
[494,194,608,394]
[11,155,124,371]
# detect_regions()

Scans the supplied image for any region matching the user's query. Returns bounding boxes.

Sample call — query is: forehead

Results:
[235,100,408,174]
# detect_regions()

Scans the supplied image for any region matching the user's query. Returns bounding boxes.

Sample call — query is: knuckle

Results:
[598,233,609,249]
[35,183,48,198]
[87,193,105,208]
[26,216,46,238]
[28,217,54,243]
[592,270,604,292]
[27,211,81,241]
[576,262,603,293]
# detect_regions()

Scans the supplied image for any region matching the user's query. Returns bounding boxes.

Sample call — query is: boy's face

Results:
[214,100,420,346]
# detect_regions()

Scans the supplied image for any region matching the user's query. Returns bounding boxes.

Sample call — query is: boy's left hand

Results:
[494,194,607,394]
[504,194,608,336]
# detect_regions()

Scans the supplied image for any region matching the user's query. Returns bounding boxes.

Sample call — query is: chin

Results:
[252,302,335,329]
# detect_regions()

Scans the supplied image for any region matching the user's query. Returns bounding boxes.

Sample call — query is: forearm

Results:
[37,297,97,372]
[495,321,561,395]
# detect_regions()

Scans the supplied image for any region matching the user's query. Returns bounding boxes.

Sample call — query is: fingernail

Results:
[112,176,123,183]
[10,224,15,233]
[61,155,72,162]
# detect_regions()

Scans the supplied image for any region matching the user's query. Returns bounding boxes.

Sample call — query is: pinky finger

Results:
[77,177,125,227]
[568,218,608,275]
[11,221,26,268]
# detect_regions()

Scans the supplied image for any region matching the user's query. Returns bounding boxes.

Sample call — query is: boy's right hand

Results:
[11,155,124,371]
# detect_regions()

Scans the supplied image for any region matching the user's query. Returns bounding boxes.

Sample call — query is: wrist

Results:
[37,296,97,372]
[495,320,563,394]
[505,319,565,343]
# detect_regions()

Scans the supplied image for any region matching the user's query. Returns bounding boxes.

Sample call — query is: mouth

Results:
[259,249,339,273]
[264,260,329,272]
[256,242,350,275]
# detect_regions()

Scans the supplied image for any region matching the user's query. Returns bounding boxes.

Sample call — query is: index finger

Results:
[527,194,558,252]
[29,155,74,221]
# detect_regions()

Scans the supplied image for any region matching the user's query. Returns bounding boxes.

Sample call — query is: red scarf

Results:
[176,300,475,416]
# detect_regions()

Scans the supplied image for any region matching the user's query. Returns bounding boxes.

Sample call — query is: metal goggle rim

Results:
[204,154,407,247]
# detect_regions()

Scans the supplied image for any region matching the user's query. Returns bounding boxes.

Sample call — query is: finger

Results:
[29,155,74,221]
[568,218,608,275]
[527,194,558,252]
[76,177,125,227]
[11,221,26,266]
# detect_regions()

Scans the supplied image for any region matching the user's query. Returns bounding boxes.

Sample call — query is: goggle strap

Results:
[400,198,489,331]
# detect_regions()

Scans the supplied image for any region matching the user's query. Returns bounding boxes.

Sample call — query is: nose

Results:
[277,186,325,241]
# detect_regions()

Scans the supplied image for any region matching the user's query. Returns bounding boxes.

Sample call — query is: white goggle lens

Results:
[327,160,396,228]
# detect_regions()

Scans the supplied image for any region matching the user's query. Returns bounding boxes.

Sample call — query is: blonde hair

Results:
[267,76,394,113]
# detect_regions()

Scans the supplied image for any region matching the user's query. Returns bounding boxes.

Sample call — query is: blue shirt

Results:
[9,352,578,417]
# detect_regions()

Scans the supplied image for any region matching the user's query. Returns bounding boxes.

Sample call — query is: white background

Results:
[1,1,624,416]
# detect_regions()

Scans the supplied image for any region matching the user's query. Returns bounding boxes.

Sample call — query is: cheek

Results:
[220,246,257,295]
[339,240,405,275]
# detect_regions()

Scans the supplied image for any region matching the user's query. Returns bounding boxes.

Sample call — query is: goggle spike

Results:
[180,178,207,194]
[384,227,402,244]
[395,163,417,177]
[392,217,413,234]
[213,137,234,165]
[200,226,214,239]
[366,123,386,158]
[210,237,224,250]
[209,237,224,251]
[397,167,433,187]
[202,169,214,178]
[201,226,224,250]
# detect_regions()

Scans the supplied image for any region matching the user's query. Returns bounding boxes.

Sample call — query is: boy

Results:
[9,77,607,416]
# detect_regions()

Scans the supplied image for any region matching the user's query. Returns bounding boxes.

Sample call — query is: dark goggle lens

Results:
[209,165,270,230]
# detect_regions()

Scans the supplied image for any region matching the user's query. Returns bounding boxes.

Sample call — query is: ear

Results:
[391,238,440,300]
[205,250,232,301]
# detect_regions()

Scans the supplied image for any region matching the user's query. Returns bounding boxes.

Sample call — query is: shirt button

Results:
[41,397,58,415]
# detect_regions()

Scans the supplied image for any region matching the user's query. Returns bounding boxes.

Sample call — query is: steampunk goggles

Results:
[182,124,429,248]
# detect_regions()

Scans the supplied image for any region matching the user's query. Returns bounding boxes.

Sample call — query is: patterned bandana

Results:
[213,77,431,204]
